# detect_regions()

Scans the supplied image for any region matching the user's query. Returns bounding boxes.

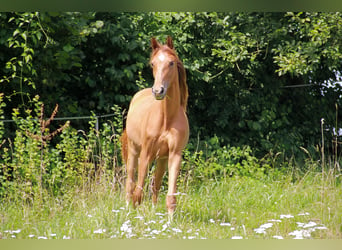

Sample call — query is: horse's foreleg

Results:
[166,152,182,214]
[132,151,151,207]
[152,158,167,205]
[125,147,138,205]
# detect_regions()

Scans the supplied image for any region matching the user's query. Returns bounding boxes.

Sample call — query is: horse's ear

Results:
[151,37,160,50]
[166,36,174,49]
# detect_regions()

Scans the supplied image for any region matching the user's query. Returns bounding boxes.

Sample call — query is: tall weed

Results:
[0,96,124,202]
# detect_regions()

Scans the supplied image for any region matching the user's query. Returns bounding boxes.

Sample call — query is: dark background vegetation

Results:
[1,12,341,158]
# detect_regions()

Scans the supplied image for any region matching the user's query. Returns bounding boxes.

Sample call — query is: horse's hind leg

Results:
[151,158,167,205]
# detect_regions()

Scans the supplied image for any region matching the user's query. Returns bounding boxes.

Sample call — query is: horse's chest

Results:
[140,130,170,159]
[153,133,170,159]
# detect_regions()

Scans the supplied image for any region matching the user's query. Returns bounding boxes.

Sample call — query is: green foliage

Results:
[182,136,271,184]
[128,12,341,157]
[1,12,342,158]
[0,93,5,142]
[273,12,342,77]
[54,126,88,195]
[2,13,37,89]
[0,97,124,200]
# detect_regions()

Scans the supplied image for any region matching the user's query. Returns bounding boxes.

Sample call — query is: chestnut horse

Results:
[121,36,189,214]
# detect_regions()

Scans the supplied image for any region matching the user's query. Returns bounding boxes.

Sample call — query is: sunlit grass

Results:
[1,168,341,239]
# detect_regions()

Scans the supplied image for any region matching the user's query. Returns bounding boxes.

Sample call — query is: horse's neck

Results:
[161,82,181,127]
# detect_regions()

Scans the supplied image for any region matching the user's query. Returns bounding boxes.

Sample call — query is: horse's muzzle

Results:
[152,86,166,100]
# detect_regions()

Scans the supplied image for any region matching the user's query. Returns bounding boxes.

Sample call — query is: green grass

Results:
[1,169,341,239]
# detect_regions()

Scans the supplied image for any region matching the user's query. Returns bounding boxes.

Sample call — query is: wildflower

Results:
[134,216,144,220]
[151,230,160,235]
[120,220,135,238]
[112,209,120,213]
[296,222,305,227]
[93,228,106,234]
[120,220,132,233]
[289,229,311,239]
[288,230,304,239]
[268,219,282,222]
[254,228,267,234]
[220,222,231,226]
[231,236,243,239]
[161,222,170,231]
[50,233,57,237]
[273,235,284,239]
[303,221,317,228]
[280,214,294,219]
[38,236,48,239]
[254,223,273,234]
[4,229,21,234]
[63,235,71,239]
[298,212,310,216]
[260,223,273,229]
[209,219,215,223]
[172,228,182,233]
[28,234,35,238]
[12,229,21,234]
[145,220,156,224]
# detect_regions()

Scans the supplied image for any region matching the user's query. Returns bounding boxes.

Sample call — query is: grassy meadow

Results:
[0,102,341,240]
[0,166,341,239]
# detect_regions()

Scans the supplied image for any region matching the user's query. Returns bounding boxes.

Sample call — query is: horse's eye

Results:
[151,63,154,67]
[169,61,174,67]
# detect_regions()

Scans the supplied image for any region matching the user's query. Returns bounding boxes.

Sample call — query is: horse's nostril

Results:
[152,85,166,100]
[152,86,165,95]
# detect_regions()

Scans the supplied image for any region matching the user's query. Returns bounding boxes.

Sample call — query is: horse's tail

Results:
[120,129,128,165]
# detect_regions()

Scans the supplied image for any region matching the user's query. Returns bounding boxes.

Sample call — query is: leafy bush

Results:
[0,96,124,201]
[181,136,272,185]
[1,12,341,159]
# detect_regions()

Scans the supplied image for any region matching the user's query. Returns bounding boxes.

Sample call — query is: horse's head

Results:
[150,36,179,101]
